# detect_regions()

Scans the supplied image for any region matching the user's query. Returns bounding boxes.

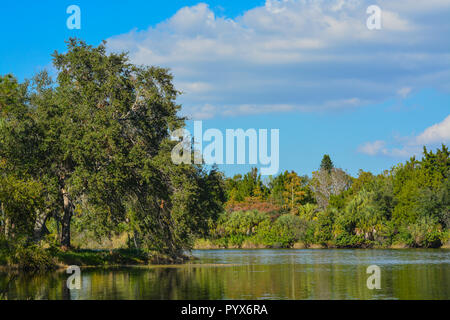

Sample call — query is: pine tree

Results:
[320,154,334,173]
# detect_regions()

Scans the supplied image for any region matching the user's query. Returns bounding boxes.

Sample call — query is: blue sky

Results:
[1,1,449,178]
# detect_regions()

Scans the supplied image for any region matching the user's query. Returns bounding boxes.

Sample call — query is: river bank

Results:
[2,238,449,272]
[0,248,193,271]
[193,238,450,250]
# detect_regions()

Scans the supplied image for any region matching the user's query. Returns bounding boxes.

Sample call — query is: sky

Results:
[0,0,449,178]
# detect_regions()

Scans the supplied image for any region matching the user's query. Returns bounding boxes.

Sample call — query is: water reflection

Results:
[1,249,449,300]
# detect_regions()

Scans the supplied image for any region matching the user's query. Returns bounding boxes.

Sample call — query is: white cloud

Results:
[107,0,450,119]
[382,10,413,31]
[416,114,450,145]
[188,103,295,119]
[359,114,450,157]
[378,0,450,14]
[358,140,386,156]
[397,87,412,98]
[178,81,213,94]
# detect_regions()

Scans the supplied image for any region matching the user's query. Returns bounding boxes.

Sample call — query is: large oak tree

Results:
[0,39,225,256]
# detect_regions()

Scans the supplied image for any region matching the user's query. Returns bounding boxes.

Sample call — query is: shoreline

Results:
[0,248,194,272]
[2,246,449,273]
[193,241,450,250]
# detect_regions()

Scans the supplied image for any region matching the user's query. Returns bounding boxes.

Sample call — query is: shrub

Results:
[272,214,307,247]
[394,216,444,248]
[228,234,247,247]
[252,214,307,248]
[226,199,282,215]
[301,222,316,246]
[423,231,442,248]
[335,234,368,248]
[13,244,55,270]
[213,210,271,239]
[0,237,12,265]
[313,210,335,244]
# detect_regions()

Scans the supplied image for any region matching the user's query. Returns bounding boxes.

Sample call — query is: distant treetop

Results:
[320,154,334,172]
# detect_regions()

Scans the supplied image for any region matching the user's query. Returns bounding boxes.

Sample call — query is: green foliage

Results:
[214,210,270,242]
[206,211,308,248]
[56,248,149,266]
[225,168,268,203]
[12,244,55,271]
[334,234,368,248]
[211,145,449,249]
[298,203,318,220]
[0,39,226,261]
[392,146,449,226]
[320,154,334,172]
[312,210,335,245]
[0,174,44,240]
[0,237,11,265]
[258,214,307,247]
[396,216,443,248]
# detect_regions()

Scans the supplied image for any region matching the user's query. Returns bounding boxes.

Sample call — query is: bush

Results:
[301,222,316,246]
[207,211,310,248]
[335,234,368,248]
[213,210,271,239]
[423,231,442,248]
[55,248,149,266]
[313,211,335,245]
[227,234,247,247]
[394,216,444,248]
[12,244,56,270]
[393,228,415,247]
[272,215,307,247]
[250,214,307,248]
[0,237,12,265]
[1,238,56,270]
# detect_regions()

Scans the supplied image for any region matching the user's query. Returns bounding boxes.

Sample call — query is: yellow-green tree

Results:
[282,172,306,213]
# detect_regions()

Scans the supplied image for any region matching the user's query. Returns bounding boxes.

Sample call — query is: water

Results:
[1,249,449,300]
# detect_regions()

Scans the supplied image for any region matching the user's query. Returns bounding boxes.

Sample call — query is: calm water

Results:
[1,249,449,300]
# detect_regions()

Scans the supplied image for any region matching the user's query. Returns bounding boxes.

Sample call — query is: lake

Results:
[1,249,449,300]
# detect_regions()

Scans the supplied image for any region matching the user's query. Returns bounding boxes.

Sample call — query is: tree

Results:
[0,75,48,242]
[282,172,306,213]
[320,154,334,173]
[268,171,287,206]
[312,155,350,210]
[311,168,352,210]
[335,189,387,241]
[0,39,225,255]
[392,146,449,226]
[225,168,267,203]
[0,174,44,241]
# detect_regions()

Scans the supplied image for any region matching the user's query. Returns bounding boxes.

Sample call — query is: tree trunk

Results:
[33,209,50,242]
[61,188,73,248]
[4,217,9,239]
[133,231,138,249]
[2,202,11,240]
[291,186,294,209]
[1,202,5,238]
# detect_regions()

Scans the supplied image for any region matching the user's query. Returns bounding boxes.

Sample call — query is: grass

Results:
[55,248,149,266]
[0,247,152,270]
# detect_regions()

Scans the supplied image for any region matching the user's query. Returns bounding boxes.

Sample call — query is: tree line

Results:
[207,147,449,248]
